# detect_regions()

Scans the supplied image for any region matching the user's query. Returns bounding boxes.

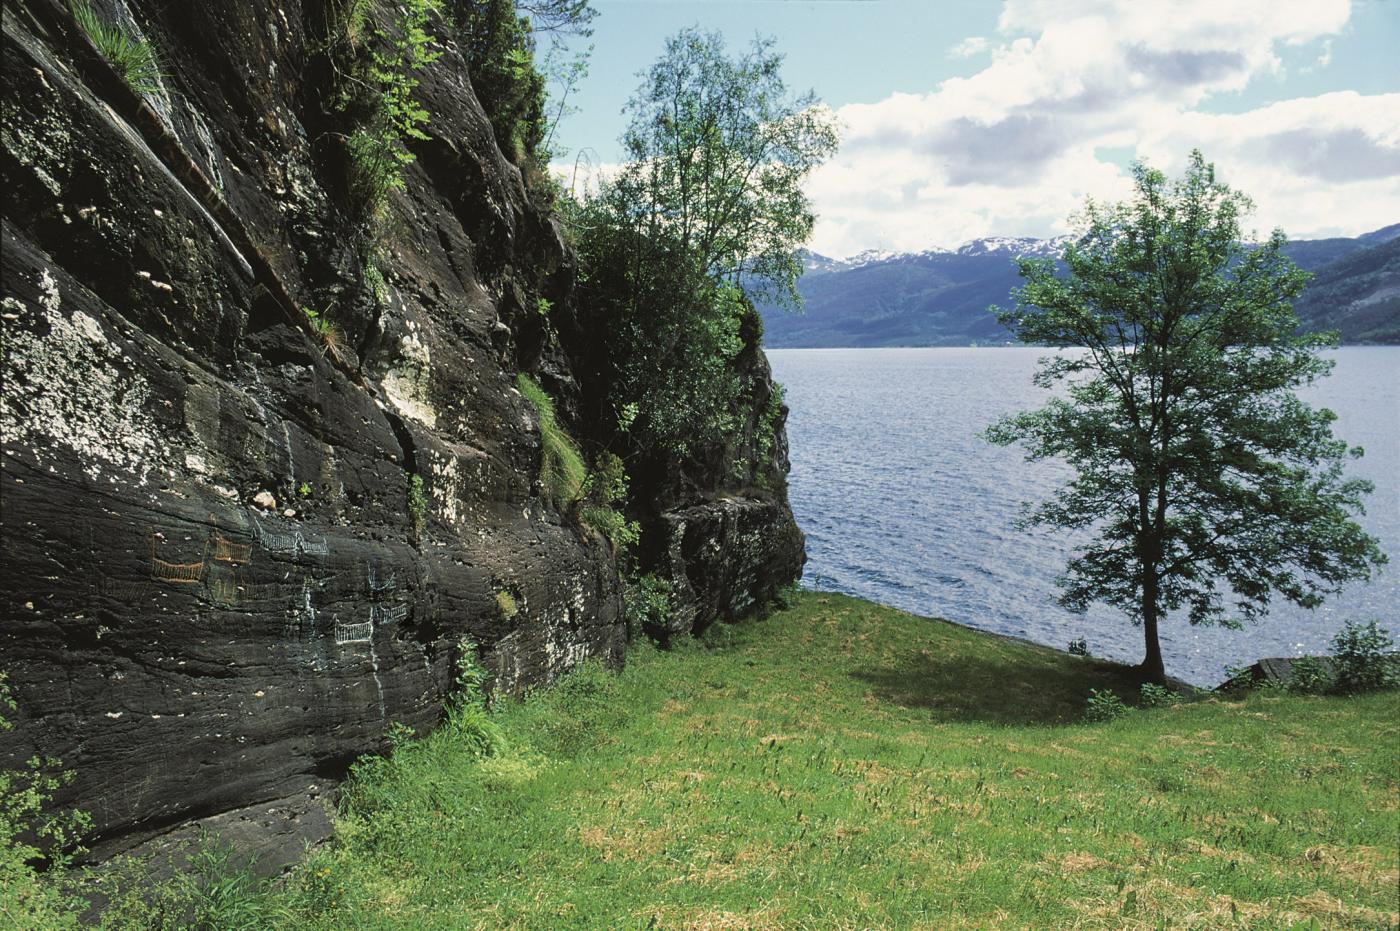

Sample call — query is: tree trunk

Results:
[1140,572,1166,684]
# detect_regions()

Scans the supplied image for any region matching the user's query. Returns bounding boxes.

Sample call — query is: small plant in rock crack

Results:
[302,305,345,357]
[70,0,163,96]
[406,472,427,536]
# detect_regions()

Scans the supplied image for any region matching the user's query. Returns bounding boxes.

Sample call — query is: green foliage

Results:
[301,305,344,357]
[0,675,90,927]
[1067,637,1089,656]
[69,0,162,96]
[1084,687,1131,722]
[618,28,839,309]
[622,573,673,640]
[406,472,427,535]
[81,837,301,929]
[771,580,800,611]
[338,0,443,219]
[1329,620,1397,693]
[568,31,833,475]
[176,841,300,929]
[453,637,491,707]
[987,150,1386,682]
[449,0,547,160]
[570,200,747,456]
[578,452,639,553]
[535,296,552,317]
[444,638,502,756]
[1288,656,1333,695]
[1138,682,1181,707]
[297,482,312,498]
[516,373,586,508]
[754,381,785,474]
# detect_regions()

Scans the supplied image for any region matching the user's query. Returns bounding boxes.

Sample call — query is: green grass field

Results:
[230,592,1397,930]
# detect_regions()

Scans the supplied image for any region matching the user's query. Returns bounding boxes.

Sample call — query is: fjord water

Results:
[769,347,1399,686]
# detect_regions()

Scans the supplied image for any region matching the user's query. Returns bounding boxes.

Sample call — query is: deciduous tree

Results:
[987,151,1386,682]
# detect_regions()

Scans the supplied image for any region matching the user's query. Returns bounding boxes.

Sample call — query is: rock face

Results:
[0,0,802,866]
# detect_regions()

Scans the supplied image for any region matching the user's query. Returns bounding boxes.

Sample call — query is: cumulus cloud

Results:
[805,0,1400,258]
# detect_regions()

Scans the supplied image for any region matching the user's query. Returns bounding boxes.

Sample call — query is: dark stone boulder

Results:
[1243,656,1337,689]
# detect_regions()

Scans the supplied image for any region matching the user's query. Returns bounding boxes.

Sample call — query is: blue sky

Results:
[549,0,1400,257]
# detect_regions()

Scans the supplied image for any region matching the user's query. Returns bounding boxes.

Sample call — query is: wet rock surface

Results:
[1,0,801,868]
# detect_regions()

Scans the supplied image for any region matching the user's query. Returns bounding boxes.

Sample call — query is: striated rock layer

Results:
[0,0,801,866]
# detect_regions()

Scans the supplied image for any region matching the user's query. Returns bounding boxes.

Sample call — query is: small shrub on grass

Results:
[1084,687,1130,723]
[1329,619,1397,694]
[516,373,586,508]
[772,581,801,611]
[1138,682,1181,707]
[70,0,162,95]
[1288,655,1333,695]
[445,638,502,756]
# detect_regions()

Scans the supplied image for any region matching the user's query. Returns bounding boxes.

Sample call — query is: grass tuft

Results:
[516,373,586,508]
[69,1,162,96]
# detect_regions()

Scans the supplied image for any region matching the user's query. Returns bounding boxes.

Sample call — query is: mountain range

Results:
[762,224,1400,347]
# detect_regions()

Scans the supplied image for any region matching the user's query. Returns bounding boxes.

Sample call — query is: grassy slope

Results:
[257,593,1400,930]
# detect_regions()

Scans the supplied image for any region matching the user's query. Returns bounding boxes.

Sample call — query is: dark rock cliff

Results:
[0,0,802,867]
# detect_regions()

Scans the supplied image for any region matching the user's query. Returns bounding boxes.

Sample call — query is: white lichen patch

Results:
[1,270,163,485]
[381,320,436,428]
[429,451,465,527]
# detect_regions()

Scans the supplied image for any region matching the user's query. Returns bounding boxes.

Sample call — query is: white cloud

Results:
[805,0,1400,258]
[948,36,989,58]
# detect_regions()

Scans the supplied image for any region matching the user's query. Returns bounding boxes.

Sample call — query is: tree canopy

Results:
[617,28,838,309]
[987,151,1387,682]
[567,28,836,472]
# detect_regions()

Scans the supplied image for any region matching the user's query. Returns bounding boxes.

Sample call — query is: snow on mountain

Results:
[808,236,1071,269]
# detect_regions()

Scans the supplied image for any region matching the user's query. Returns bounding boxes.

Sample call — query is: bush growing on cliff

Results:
[579,452,640,554]
[334,0,443,220]
[449,0,546,160]
[448,1,596,165]
[623,574,673,640]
